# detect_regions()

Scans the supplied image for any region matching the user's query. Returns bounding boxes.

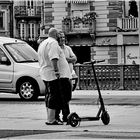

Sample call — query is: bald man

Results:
[38,28,71,125]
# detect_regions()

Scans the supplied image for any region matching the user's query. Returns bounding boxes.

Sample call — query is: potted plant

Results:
[72,16,82,25]
[62,16,71,25]
[84,11,97,24]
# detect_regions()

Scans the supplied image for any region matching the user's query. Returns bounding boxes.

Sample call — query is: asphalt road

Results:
[0,104,140,139]
[0,90,140,139]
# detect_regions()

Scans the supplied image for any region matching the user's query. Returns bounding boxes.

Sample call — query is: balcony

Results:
[62,21,96,34]
[117,17,138,32]
[14,6,41,19]
[62,12,96,34]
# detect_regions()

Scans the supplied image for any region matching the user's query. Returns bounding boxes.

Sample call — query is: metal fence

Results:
[74,64,140,90]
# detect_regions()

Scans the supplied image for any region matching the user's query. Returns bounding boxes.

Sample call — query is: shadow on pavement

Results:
[0,130,65,138]
[0,97,44,104]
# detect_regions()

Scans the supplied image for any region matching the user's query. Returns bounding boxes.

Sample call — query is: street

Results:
[0,91,140,139]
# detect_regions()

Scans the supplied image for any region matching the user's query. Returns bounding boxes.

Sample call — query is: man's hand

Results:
[55,71,60,79]
[66,56,77,64]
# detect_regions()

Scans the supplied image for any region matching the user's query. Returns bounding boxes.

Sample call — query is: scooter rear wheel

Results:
[101,111,110,125]
[67,112,81,127]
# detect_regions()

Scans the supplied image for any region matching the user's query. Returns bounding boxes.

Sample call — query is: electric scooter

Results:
[67,59,110,127]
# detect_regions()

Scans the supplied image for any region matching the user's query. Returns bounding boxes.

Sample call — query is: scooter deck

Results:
[81,116,100,121]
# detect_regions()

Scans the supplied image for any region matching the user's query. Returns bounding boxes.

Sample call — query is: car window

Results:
[0,48,9,65]
[4,43,38,63]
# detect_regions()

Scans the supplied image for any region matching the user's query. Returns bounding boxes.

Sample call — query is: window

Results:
[5,43,38,63]
[128,0,138,17]
[124,0,138,17]
[0,11,3,29]
[27,0,34,16]
[20,23,26,40]
[27,0,33,8]
[28,23,35,41]
[0,48,8,65]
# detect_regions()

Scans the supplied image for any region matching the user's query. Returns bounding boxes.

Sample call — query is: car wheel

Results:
[18,80,39,101]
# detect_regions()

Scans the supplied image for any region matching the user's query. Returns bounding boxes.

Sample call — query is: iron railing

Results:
[14,6,41,17]
[117,17,138,31]
[62,19,96,34]
[74,64,140,90]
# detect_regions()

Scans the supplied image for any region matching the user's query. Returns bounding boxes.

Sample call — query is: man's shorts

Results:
[44,78,72,110]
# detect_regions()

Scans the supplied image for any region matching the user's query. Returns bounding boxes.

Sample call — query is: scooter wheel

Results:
[101,111,110,125]
[67,112,81,127]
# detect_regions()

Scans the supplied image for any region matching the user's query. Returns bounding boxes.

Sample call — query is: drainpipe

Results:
[138,1,140,85]
[41,0,45,35]
[139,1,140,64]
[9,0,14,37]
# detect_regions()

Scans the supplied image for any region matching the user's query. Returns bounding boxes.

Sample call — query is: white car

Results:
[0,37,46,100]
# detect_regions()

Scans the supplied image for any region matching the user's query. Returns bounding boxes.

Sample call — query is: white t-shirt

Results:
[38,37,71,81]
[62,45,76,73]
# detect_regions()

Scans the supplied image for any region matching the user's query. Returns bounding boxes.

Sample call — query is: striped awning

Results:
[65,0,88,3]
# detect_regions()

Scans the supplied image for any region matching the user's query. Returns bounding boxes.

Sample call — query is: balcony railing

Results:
[14,6,41,17]
[62,17,96,34]
[117,17,138,31]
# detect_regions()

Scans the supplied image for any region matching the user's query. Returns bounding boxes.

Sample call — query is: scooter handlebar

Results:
[83,59,105,65]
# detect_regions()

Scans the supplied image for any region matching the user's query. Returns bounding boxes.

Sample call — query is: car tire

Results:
[17,79,39,101]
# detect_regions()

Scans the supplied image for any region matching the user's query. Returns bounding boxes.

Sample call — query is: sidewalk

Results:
[73,89,140,96]
[0,90,140,139]
[71,90,140,105]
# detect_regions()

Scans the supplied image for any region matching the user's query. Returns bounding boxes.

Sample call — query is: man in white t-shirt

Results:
[55,32,77,123]
[38,28,71,125]
[59,32,77,73]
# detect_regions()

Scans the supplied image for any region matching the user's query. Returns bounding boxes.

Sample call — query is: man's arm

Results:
[66,46,77,64]
[51,58,60,78]
[66,55,77,64]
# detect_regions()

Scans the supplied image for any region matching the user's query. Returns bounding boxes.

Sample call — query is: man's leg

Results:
[44,80,62,125]
[46,107,55,123]
[55,109,63,122]
[62,102,70,122]
[60,78,72,122]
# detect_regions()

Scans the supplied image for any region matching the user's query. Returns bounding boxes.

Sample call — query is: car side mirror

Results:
[1,56,11,65]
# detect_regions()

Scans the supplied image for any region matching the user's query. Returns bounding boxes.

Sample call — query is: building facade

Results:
[40,0,139,65]
[93,0,139,65]
[0,0,13,37]
[1,0,137,64]
[13,0,42,50]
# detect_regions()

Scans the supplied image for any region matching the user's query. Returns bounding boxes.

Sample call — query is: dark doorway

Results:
[72,46,91,64]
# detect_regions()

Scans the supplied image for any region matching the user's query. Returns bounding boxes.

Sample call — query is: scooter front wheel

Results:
[67,112,81,127]
[101,111,110,125]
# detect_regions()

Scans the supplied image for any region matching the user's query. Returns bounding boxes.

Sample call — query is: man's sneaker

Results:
[45,120,63,125]
[56,119,63,125]
[63,120,69,125]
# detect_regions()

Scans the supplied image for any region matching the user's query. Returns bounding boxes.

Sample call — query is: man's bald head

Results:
[48,28,59,40]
